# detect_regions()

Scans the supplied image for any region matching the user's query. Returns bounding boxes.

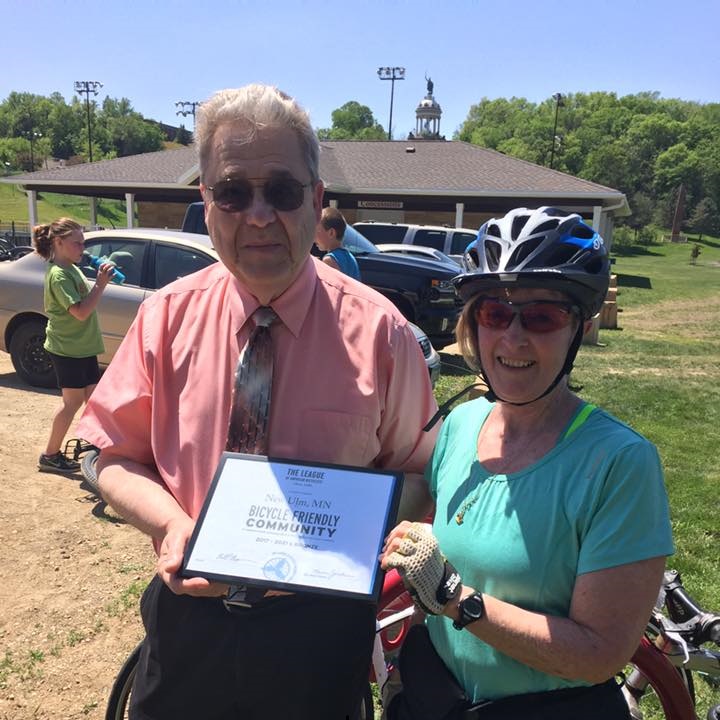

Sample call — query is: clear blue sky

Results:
[4,0,718,139]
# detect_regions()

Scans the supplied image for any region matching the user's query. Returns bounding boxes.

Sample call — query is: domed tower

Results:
[414,75,443,139]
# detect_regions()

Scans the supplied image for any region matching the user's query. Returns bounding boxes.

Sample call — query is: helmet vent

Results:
[532,219,561,236]
[508,237,543,267]
[484,240,502,271]
[486,223,501,238]
[511,215,530,240]
[571,223,595,240]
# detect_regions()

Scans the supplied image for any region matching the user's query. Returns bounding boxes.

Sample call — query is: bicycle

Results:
[622,569,720,720]
[0,235,33,261]
[64,438,101,493]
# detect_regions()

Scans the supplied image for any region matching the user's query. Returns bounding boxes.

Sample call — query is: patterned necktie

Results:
[226,306,277,456]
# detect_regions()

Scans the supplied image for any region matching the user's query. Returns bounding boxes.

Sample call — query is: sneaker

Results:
[38,452,80,475]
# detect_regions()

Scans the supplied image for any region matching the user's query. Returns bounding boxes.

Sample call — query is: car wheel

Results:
[9,319,57,388]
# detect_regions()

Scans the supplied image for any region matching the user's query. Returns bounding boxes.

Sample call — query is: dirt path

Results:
[0,353,154,719]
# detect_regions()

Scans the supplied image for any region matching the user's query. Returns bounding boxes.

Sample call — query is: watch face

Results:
[462,594,484,619]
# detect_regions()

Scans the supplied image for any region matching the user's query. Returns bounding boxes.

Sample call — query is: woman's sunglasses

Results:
[207,176,312,213]
[474,297,578,334]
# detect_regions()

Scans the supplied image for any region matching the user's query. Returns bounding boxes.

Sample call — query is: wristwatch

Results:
[453,592,485,630]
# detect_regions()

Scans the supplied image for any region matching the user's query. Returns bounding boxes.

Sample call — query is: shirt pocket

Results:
[297,410,374,466]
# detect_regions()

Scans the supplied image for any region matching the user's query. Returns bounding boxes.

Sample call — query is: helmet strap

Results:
[482,324,585,407]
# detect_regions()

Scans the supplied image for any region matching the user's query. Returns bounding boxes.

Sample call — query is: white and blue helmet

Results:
[454,207,610,319]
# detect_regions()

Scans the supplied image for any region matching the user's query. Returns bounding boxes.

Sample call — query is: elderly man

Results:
[77,84,438,720]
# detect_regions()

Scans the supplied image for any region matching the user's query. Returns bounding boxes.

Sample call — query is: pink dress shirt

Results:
[77,257,439,527]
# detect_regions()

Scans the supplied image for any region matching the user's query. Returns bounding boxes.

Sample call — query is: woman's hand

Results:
[380,522,461,615]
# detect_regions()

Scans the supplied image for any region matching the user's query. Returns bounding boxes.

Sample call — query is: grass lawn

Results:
[433,236,720,719]
[0,181,126,229]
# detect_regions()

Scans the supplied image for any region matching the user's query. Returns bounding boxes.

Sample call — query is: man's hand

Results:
[380,522,461,615]
[157,518,228,598]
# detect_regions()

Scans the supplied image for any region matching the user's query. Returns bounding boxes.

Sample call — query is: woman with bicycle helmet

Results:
[381,207,674,720]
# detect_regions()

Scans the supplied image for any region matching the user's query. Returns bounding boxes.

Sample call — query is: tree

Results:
[96,97,164,157]
[317,101,386,140]
[49,99,84,159]
[176,124,192,145]
[688,197,720,239]
[654,143,703,212]
[625,192,655,238]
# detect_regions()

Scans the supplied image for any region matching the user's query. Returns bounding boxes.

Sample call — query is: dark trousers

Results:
[130,575,375,720]
[388,679,630,720]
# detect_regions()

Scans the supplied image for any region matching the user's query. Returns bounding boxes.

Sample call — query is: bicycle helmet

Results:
[454,206,610,319]
[453,207,610,406]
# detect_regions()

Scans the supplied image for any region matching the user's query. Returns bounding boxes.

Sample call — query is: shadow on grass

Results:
[616,274,653,289]
[694,237,720,250]
[611,245,664,258]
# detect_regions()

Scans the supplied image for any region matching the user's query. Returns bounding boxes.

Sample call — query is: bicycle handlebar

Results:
[661,569,720,647]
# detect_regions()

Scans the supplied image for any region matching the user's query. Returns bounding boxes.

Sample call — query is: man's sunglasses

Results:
[474,297,578,334]
[207,176,312,213]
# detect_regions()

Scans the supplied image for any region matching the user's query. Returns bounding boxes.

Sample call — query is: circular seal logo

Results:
[262,553,297,582]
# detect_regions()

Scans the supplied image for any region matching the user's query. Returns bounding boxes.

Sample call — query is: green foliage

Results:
[456,93,720,228]
[689,196,720,237]
[176,124,192,146]
[0,90,164,167]
[317,101,386,140]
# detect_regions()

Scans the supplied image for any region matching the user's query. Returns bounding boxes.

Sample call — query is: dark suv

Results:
[181,203,462,348]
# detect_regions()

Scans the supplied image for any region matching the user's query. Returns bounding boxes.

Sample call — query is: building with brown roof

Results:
[2,140,628,244]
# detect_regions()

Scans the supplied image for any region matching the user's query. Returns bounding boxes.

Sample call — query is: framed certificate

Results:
[180,453,404,603]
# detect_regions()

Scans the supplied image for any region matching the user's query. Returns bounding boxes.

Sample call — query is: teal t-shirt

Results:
[43,263,105,358]
[426,397,674,701]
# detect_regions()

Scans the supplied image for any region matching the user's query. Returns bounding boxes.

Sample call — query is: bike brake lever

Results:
[662,628,690,664]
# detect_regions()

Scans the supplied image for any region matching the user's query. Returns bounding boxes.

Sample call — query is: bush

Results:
[612,226,635,248]
[637,227,657,245]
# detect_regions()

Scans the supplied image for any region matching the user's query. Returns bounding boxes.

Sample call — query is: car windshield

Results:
[342,225,380,255]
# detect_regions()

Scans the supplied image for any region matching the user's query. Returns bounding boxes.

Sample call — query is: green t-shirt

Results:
[43,263,104,358]
[426,397,674,701]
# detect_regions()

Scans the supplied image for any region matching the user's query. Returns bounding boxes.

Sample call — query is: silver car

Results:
[0,228,441,388]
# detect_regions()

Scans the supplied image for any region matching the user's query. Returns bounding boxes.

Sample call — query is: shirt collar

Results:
[226,256,317,338]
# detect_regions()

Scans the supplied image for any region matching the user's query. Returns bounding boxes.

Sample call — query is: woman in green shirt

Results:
[32,218,114,474]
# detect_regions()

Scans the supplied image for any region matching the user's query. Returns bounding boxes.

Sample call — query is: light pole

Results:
[28,131,42,171]
[74,80,104,162]
[175,101,201,128]
[377,67,405,140]
[549,92,564,170]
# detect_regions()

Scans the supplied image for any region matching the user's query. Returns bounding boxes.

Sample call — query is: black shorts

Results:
[129,575,376,720]
[48,352,101,389]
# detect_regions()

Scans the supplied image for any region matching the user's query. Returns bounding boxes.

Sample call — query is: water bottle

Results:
[83,253,126,284]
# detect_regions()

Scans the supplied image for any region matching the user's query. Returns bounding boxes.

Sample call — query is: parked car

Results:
[0,228,442,388]
[353,221,478,263]
[374,243,461,268]
[181,202,463,349]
